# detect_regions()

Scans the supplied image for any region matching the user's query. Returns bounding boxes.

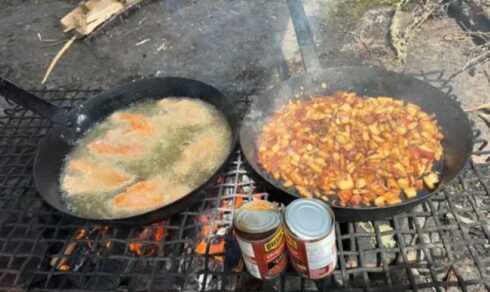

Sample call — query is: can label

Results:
[285,228,336,279]
[236,227,288,279]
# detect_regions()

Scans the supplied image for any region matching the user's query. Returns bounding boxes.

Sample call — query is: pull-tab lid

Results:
[234,201,281,234]
[285,199,332,240]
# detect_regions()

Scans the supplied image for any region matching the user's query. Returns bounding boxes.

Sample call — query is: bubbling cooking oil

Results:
[60,98,232,219]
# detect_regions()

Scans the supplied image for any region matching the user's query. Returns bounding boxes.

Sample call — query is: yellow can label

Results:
[264,227,284,252]
[285,230,298,250]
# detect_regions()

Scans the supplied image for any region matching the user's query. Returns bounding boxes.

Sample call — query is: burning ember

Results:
[195,213,226,262]
[51,222,167,271]
[50,226,112,272]
[129,221,166,256]
[194,190,268,263]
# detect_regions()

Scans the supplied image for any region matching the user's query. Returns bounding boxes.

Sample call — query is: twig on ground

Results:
[37,33,63,43]
[447,21,490,79]
[478,113,490,128]
[464,102,490,112]
[41,36,77,84]
[135,38,150,46]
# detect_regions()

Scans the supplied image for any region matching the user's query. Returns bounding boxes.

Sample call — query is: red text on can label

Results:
[285,228,336,279]
[236,227,288,279]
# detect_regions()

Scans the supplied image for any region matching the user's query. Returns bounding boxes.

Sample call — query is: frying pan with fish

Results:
[0,77,239,224]
[239,67,474,222]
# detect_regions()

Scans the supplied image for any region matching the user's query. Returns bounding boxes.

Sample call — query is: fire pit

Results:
[0,82,488,291]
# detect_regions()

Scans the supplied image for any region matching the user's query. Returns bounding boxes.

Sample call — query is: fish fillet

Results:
[62,159,135,195]
[87,140,140,156]
[111,113,155,135]
[110,178,191,214]
[176,131,222,177]
[158,99,213,124]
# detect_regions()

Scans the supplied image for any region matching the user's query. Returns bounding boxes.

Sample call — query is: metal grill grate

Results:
[0,83,488,291]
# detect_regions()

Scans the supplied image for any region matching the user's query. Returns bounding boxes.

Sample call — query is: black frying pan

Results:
[239,66,474,221]
[0,77,239,225]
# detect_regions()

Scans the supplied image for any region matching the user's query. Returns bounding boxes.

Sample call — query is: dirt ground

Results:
[0,0,488,156]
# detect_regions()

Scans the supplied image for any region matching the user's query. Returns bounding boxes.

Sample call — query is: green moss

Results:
[330,0,402,19]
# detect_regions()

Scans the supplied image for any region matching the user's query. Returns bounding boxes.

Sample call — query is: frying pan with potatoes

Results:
[240,67,473,221]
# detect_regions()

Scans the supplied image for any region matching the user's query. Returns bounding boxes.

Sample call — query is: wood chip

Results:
[135,38,151,46]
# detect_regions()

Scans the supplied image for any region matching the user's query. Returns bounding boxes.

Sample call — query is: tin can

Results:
[233,200,288,279]
[284,199,336,280]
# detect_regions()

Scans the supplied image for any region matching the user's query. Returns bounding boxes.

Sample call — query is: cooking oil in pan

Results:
[60,98,232,219]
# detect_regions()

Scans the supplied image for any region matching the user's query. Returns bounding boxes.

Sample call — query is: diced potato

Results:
[377,97,393,103]
[346,163,356,174]
[385,195,402,205]
[404,187,417,198]
[355,178,366,189]
[372,135,384,143]
[336,134,349,144]
[362,131,370,141]
[387,178,398,189]
[273,172,280,180]
[337,176,354,190]
[408,122,418,130]
[288,171,303,186]
[397,178,409,189]
[309,163,323,173]
[344,142,355,151]
[374,196,385,207]
[369,124,380,135]
[423,172,439,189]
[296,186,312,198]
[395,126,407,135]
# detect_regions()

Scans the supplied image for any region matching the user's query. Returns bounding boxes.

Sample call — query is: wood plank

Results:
[60,0,143,37]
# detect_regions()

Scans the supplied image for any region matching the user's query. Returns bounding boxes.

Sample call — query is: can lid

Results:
[285,199,332,240]
[235,201,281,234]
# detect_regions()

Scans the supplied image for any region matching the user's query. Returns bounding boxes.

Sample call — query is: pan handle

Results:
[0,78,68,123]
[286,0,321,72]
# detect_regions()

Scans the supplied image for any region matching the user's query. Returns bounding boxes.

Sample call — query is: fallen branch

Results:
[446,21,490,79]
[390,0,445,62]
[41,36,77,84]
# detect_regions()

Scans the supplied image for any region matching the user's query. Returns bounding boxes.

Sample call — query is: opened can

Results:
[233,200,287,279]
[284,198,336,279]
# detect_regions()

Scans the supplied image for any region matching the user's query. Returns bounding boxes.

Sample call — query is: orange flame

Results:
[234,196,244,208]
[195,239,226,262]
[129,221,166,256]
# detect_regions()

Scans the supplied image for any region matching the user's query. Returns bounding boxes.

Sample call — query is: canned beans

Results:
[233,200,288,279]
[233,199,337,280]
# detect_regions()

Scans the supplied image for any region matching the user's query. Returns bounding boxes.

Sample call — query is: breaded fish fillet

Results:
[110,177,191,215]
[62,159,135,195]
